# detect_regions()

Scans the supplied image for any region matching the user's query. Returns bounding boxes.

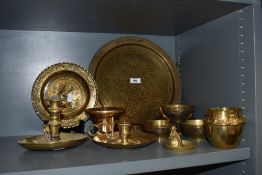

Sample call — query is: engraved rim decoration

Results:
[89,36,181,125]
[32,63,97,128]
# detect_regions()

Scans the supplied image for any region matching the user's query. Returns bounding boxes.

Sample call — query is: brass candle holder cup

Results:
[161,104,195,134]
[85,107,125,138]
[204,107,245,149]
[18,96,87,150]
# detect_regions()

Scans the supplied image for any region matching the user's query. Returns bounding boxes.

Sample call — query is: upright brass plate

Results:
[89,36,181,125]
[32,63,97,128]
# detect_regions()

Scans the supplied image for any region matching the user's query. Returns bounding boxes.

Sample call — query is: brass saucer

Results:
[92,130,156,149]
[18,133,87,151]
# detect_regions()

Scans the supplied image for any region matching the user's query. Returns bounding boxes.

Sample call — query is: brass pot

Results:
[204,123,244,149]
[204,107,245,149]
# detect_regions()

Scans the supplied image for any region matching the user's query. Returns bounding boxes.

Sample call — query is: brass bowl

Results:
[143,120,171,138]
[204,122,244,149]
[205,107,245,125]
[180,119,205,141]
[161,104,195,123]
[85,107,125,133]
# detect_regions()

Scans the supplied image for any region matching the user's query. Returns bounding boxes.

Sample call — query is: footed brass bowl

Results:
[161,104,195,123]
[143,120,171,137]
[85,107,125,133]
[180,119,205,141]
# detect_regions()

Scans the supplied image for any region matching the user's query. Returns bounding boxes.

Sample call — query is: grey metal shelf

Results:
[0,0,248,36]
[0,136,250,175]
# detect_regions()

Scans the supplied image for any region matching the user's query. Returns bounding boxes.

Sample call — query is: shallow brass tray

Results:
[18,133,88,151]
[32,63,97,128]
[92,130,156,149]
[89,36,181,125]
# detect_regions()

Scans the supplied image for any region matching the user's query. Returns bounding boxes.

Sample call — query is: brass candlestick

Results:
[47,96,63,142]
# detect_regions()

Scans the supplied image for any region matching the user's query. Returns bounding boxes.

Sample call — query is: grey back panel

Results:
[0,30,175,136]
[179,6,256,175]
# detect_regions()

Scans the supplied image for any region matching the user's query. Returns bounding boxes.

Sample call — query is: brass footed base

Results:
[18,132,87,151]
[164,140,195,152]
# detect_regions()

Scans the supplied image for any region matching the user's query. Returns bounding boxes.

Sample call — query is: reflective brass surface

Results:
[92,130,156,149]
[32,63,97,128]
[47,96,63,141]
[85,107,125,135]
[164,126,195,152]
[143,119,171,138]
[161,104,195,133]
[204,107,245,149]
[18,133,88,151]
[180,119,205,141]
[89,36,181,125]
[161,104,195,123]
[205,107,245,125]
[204,123,244,149]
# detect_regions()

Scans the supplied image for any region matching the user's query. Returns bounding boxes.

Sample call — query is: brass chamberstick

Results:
[89,36,181,125]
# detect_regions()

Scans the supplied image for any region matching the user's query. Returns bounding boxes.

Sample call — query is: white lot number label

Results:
[130,78,141,84]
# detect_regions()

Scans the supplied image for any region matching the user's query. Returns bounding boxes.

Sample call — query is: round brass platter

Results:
[89,36,181,125]
[32,63,97,128]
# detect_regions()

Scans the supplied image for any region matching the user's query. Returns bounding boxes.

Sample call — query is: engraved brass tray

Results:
[18,133,88,151]
[92,130,156,149]
[89,36,181,125]
[32,63,97,128]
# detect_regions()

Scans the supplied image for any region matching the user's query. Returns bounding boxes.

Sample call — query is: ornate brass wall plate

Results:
[32,63,97,128]
[92,130,156,149]
[18,133,88,151]
[89,36,181,125]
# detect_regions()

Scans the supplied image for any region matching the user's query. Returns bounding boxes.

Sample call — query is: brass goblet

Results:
[85,107,125,138]
[161,104,195,134]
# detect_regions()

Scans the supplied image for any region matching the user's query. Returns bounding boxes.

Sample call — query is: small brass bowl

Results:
[161,104,195,123]
[204,122,244,149]
[143,120,171,138]
[180,119,205,141]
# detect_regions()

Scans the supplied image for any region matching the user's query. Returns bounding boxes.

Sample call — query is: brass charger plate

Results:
[89,36,181,125]
[32,63,97,128]
[92,130,156,149]
[18,133,88,151]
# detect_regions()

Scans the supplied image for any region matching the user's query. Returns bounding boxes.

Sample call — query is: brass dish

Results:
[88,36,181,125]
[143,119,172,138]
[18,133,88,151]
[92,130,156,149]
[32,63,97,128]
[180,119,205,141]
